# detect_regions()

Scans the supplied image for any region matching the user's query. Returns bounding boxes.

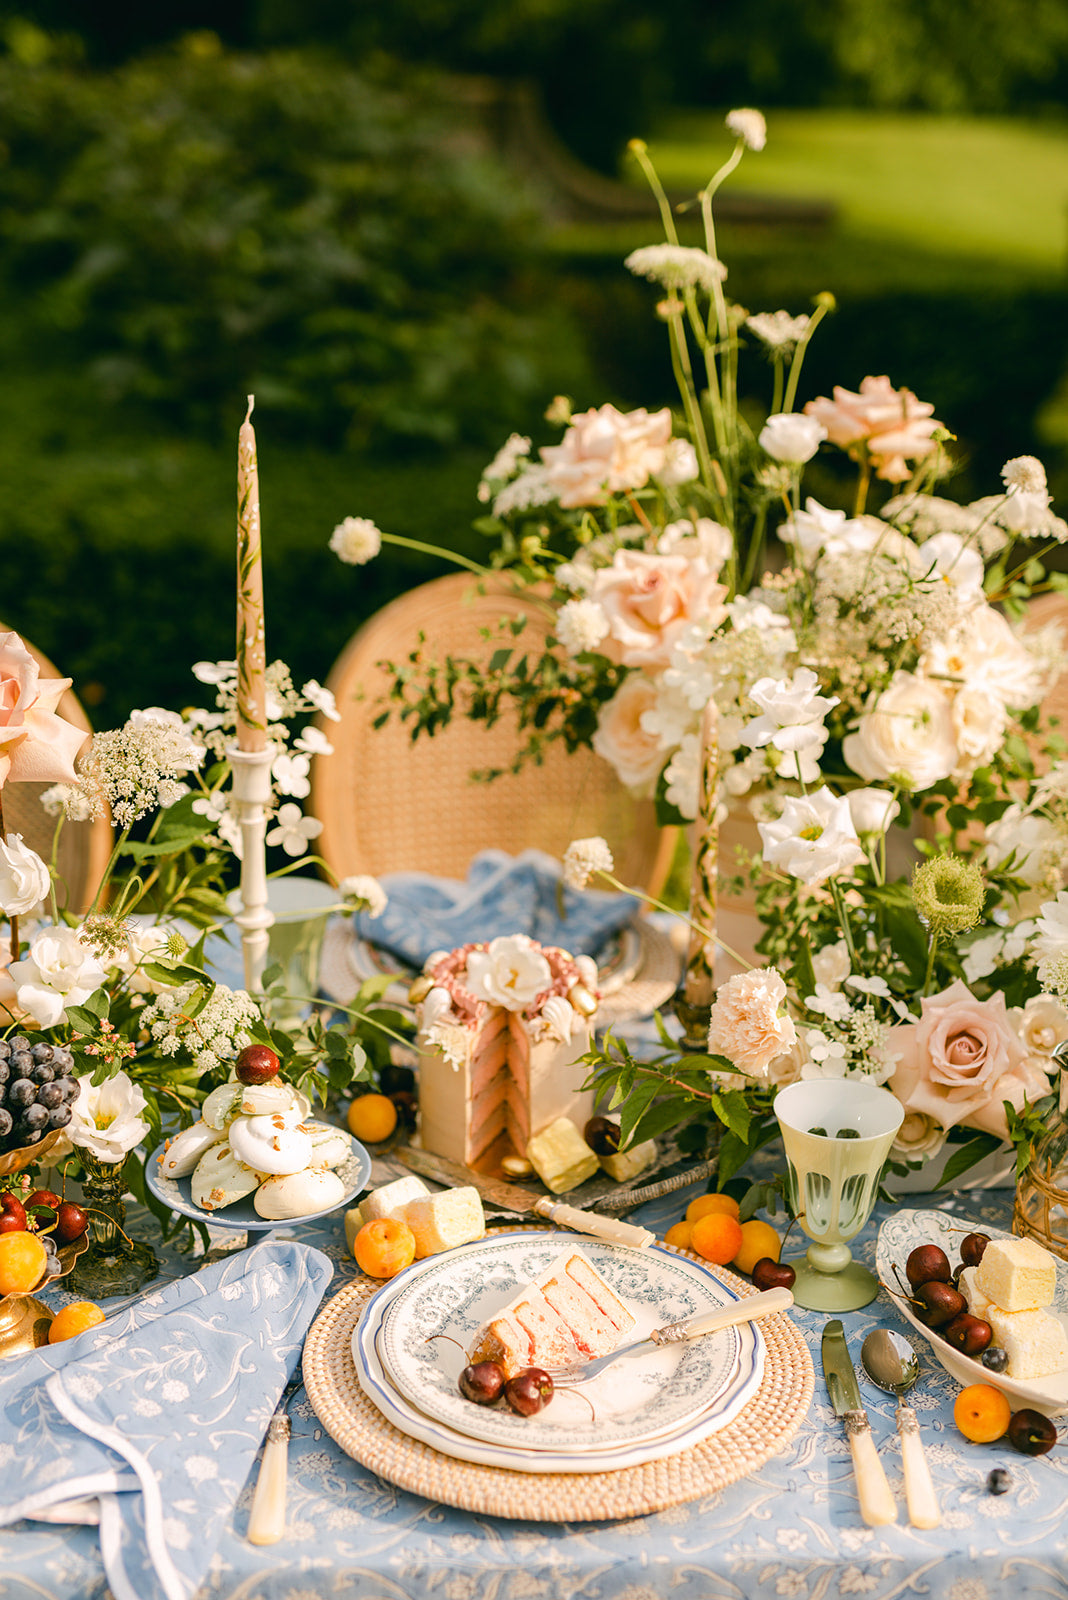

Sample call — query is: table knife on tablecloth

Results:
[396,1146,656,1248]
[821,1319,897,1527]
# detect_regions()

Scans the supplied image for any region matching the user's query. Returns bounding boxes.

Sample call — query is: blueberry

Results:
[981,1347,1009,1374]
[987,1468,1012,1495]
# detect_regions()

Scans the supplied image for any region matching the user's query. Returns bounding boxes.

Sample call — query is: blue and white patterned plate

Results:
[877,1207,1068,1415]
[366,1232,765,1452]
[146,1126,370,1232]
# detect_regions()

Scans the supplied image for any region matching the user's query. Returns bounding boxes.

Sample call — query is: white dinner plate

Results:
[360,1232,765,1455]
[146,1124,370,1232]
[876,1208,1068,1416]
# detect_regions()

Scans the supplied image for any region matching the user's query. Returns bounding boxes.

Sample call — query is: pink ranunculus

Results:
[804,375,942,483]
[540,404,673,508]
[590,549,727,671]
[888,980,1043,1140]
[0,632,87,787]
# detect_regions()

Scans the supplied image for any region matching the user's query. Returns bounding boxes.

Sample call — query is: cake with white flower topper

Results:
[414,934,598,1169]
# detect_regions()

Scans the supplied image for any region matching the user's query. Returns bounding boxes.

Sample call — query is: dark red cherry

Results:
[458,1362,505,1405]
[960,1232,991,1268]
[914,1281,966,1328]
[55,1201,88,1243]
[906,1244,952,1288]
[583,1117,620,1156]
[235,1045,281,1085]
[504,1367,554,1417]
[1007,1408,1057,1456]
[752,1257,796,1292]
[942,1312,993,1356]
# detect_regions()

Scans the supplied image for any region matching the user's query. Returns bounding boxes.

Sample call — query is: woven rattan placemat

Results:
[303,1266,814,1522]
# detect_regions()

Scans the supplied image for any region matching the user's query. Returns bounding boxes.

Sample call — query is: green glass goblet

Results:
[68,1151,158,1299]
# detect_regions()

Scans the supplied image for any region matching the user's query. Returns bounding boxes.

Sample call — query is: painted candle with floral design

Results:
[684,697,719,1010]
[236,396,267,753]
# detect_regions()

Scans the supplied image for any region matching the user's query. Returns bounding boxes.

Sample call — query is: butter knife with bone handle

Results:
[247,1368,303,1546]
[396,1145,656,1247]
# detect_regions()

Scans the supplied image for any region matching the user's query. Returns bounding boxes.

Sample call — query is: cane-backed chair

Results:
[310,573,674,892]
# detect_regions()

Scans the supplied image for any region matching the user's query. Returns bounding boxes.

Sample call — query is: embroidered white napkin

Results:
[0,1237,332,1600]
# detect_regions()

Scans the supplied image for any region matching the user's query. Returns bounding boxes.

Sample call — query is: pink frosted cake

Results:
[467,1247,636,1378]
[415,934,598,1168]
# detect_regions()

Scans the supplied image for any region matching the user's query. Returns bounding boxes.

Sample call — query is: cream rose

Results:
[0,632,87,787]
[0,834,50,916]
[842,671,958,791]
[920,604,1043,713]
[591,676,668,795]
[891,1111,948,1165]
[589,549,727,670]
[465,935,552,1012]
[804,375,941,482]
[540,404,672,507]
[889,980,1048,1139]
[707,967,797,1078]
[1012,995,1068,1057]
[952,684,1008,773]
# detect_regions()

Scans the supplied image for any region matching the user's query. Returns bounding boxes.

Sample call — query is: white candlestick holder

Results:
[229,744,275,993]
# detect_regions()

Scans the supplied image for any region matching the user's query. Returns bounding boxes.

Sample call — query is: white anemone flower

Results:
[758,787,866,886]
[68,1070,150,1163]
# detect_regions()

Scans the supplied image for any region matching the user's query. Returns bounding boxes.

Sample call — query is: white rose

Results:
[1012,995,1068,1057]
[0,834,50,916]
[985,808,1062,886]
[920,603,1043,712]
[757,787,866,886]
[592,676,667,795]
[758,412,827,464]
[465,935,552,1012]
[657,517,733,573]
[842,671,958,791]
[657,438,700,486]
[812,940,851,990]
[891,1111,948,1165]
[778,498,850,561]
[9,924,108,1028]
[68,1069,150,1162]
[846,787,901,836]
[952,685,1008,773]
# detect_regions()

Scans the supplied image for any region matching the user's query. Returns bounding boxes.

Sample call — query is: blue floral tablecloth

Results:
[3,1173,1067,1600]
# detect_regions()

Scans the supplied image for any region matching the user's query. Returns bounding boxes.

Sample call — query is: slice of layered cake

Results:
[415,935,598,1168]
[467,1247,636,1378]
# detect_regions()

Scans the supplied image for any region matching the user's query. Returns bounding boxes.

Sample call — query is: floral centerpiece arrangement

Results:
[0,628,393,1281]
[332,109,1068,1194]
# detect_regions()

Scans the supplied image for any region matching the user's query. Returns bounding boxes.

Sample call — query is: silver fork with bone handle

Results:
[546,1286,794,1383]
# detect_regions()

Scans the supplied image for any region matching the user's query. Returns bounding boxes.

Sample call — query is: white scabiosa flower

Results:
[555,598,610,656]
[329,516,382,566]
[1002,456,1047,495]
[624,245,727,293]
[562,836,614,890]
[339,874,388,918]
[759,412,827,465]
[725,107,767,151]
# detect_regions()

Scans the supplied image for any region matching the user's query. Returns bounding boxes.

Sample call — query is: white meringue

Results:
[158,1119,226,1178]
[306,1122,352,1171]
[227,1114,313,1176]
[191,1144,261,1211]
[254,1167,346,1220]
[236,1081,311,1120]
[201,1083,244,1130]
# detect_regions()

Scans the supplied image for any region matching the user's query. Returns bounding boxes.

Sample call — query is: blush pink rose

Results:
[0,632,87,786]
[804,375,942,483]
[540,404,673,507]
[888,979,1047,1140]
[590,549,727,670]
[591,675,665,795]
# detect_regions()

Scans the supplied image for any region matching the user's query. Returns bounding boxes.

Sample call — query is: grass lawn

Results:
[644,109,1068,277]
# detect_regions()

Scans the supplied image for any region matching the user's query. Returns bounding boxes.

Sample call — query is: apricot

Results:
[664,1220,693,1249]
[354,1217,417,1279]
[690,1212,745,1266]
[0,1230,48,1295]
[48,1302,106,1344]
[954,1382,1012,1444]
[732,1219,782,1276]
[347,1093,398,1144]
[686,1192,740,1225]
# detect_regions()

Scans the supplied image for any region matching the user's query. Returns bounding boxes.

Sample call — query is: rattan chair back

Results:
[0,630,111,914]
[311,573,673,891]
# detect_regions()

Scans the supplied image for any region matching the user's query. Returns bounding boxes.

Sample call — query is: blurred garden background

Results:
[1,0,1067,726]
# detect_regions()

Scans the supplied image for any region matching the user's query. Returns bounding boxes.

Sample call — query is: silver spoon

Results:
[861,1328,941,1529]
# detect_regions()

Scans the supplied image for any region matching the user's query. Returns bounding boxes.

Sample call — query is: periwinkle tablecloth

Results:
[4,1176,1068,1600]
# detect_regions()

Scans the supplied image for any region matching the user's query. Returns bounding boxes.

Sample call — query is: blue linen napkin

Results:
[352,847,636,968]
[0,1238,332,1600]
